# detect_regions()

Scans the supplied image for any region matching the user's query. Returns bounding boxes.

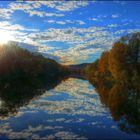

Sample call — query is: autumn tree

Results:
[98,51,110,74]
[109,42,128,80]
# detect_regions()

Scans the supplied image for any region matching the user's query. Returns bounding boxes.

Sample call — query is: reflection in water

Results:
[0,76,140,139]
[94,81,140,135]
[0,76,66,116]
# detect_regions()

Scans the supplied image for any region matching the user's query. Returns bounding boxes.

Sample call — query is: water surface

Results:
[0,78,139,139]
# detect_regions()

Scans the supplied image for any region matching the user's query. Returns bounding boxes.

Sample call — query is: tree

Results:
[120,32,140,65]
[109,42,128,80]
[98,51,110,74]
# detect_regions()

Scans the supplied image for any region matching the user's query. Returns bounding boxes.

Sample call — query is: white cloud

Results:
[27,26,111,45]
[0,8,13,19]
[48,20,55,23]
[56,21,66,25]
[25,26,119,64]
[28,1,90,12]
[108,24,118,28]
[76,20,85,25]
[26,10,64,17]
[9,3,33,11]
[113,1,127,5]
[25,0,91,12]
[114,28,140,35]
[0,19,121,64]
[112,14,119,18]
[0,1,65,20]
[0,1,90,20]
[52,1,89,12]
[0,21,39,32]
[55,131,86,139]
[89,18,100,21]
[46,20,66,25]
[47,19,85,25]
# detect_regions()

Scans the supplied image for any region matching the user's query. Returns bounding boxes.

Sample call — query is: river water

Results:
[0,78,139,139]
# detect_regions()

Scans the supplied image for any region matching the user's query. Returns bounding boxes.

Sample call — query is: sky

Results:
[0,1,140,65]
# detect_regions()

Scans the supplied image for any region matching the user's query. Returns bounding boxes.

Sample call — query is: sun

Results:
[0,30,14,45]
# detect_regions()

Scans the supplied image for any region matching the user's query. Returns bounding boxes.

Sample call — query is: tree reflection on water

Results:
[0,76,67,117]
[0,74,139,135]
[94,79,140,134]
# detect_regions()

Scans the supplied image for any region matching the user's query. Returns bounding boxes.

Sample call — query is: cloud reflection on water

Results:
[0,78,125,139]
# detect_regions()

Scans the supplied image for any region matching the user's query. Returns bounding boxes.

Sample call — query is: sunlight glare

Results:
[0,30,14,45]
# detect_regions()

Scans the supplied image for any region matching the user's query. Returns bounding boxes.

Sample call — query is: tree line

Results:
[0,42,69,82]
[84,32,140,89]
[83,32,140,134]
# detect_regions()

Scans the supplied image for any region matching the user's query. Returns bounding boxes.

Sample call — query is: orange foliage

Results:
[109,42,128,80]
[98,51,109,74]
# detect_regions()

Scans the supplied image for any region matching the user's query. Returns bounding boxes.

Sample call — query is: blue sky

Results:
[0,1,140,64]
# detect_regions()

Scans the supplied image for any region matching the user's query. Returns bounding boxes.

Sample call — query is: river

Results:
[0,77,139,139]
